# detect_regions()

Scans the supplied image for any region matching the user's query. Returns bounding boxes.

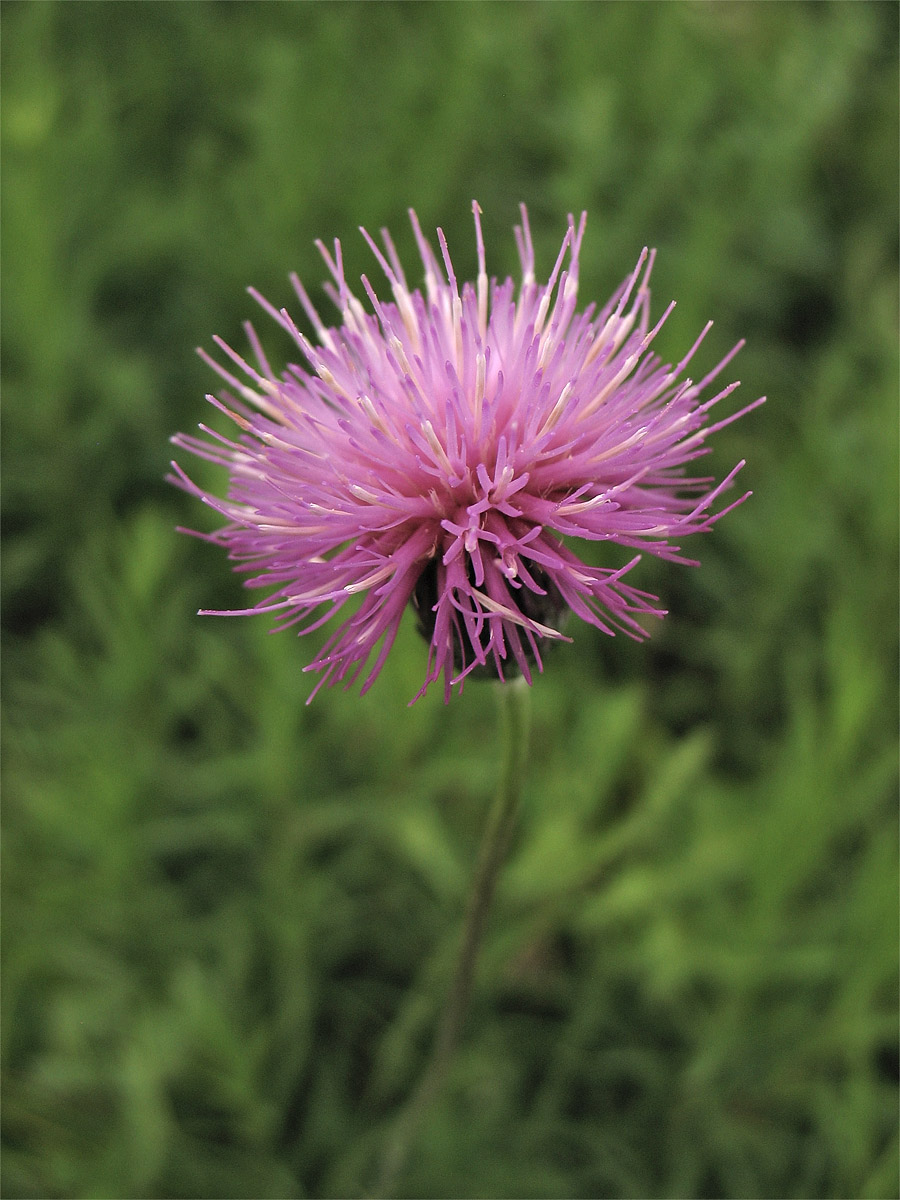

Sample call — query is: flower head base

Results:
[170,203,763,702]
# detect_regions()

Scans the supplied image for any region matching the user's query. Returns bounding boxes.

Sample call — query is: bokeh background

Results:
[3,3,898,1198]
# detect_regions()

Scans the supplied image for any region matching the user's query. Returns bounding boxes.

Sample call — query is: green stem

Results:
[370,676,532,1198]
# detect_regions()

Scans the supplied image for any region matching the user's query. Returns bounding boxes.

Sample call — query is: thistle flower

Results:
[170,203,762,702]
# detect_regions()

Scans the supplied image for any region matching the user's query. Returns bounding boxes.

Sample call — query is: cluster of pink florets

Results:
[171,202,762,702]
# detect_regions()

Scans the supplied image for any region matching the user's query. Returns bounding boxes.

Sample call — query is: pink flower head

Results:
[170,203,763,702]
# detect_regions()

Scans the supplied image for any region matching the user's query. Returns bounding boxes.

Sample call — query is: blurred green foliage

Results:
[2,2,898,1197]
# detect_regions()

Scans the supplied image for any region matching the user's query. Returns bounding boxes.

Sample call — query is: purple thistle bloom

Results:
[170,203,763,703]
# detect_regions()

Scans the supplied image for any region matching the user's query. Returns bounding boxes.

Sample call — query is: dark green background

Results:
[3,3,898,1197]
